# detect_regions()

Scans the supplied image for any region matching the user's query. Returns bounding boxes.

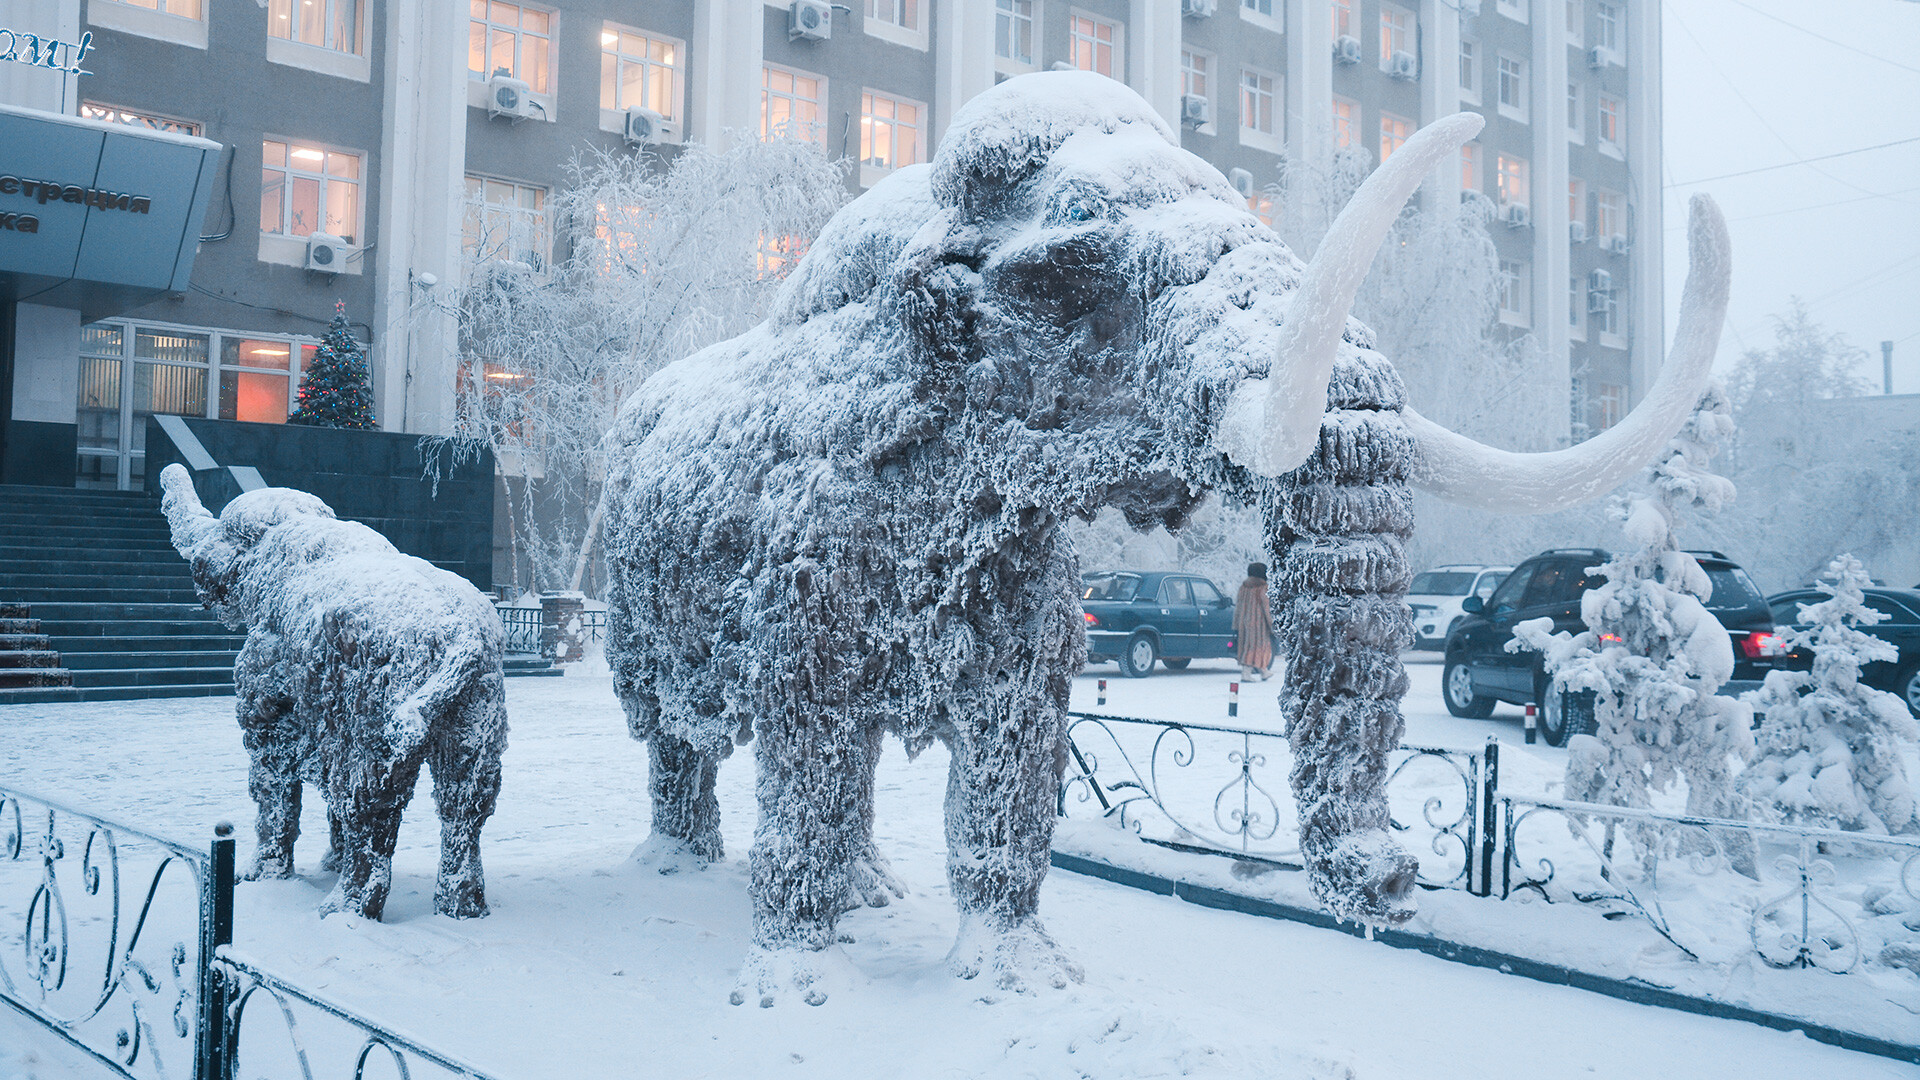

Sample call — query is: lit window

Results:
[1496,0,1528,22]
[1496,153,1529,207]
[1598,94,1624,154]
[763,65,827,143]
[463,176,550,269]
[996,0,1035,66]
[1566,82,1583,142]
[866,0,921,31]
[1565,0,1583,45]
[469,1,553,94]
[1458,38,1478,101]
[1596,189,1624,242]
[1181,50,1210,100]
[861,89,924,172]
[99,0,204,16]
[1596,2,1621,55]
[1249,193,1276,227]
[1497,55,1527,119]
[80,102,201,137]
[1379,113,1412,162]
[1070,13,1121,78]
[220,338,299,424]
[1568,276,1586,339]
[1596,383,1625,427]
[1331,0,1353,41]
[601,25,683,126]
[1499,259,1530,325]
[1461,142,1480,191]
[1379,6,1414,72]
[267,0,361,55]
[1568,179,1586,230]
[261,140,362,244]
[1332,96,1358,150]
[1241,69,1277,138]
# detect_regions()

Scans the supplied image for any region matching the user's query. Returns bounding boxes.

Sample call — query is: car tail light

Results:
[1598,633,1623,644]
[1741,631,1787,659]
[1083,612,1099,627]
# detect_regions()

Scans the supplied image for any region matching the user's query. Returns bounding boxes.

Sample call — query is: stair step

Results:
[0,544,181,561]
[0,633,52,650]
[0,667,73,688]
[0,683,233,705]
[0,618,39,634]
[3,589,202,605]
[67,666,235,688]
[0,603,25,619]
[0,529,174,546]
[0,562,192,579]
[0,650,61,669]
[62,650,237,671]
[50,634,245,652]
[22,602,211,621]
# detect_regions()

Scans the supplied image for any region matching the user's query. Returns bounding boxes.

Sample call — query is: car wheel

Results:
[1535,672,1596,747]
[1162,657,1191,670]
[1121,633,1158,678]
[1899,661,1920,719]
[1443,656,1495,719]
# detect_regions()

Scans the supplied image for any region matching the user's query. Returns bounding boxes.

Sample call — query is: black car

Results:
[1765,586,1920,718]
[1441,549,1783,745]
[1081,571,1237,677]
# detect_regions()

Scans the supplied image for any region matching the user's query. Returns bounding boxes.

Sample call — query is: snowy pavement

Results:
[0,660,1912,1079]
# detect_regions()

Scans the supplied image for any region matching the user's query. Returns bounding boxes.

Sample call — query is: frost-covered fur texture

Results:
[160,464,508,920]
[1740,556,1919,834]
[603,72,1432,998]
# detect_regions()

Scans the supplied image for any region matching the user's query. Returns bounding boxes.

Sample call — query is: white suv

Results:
[1407,564,1511,650]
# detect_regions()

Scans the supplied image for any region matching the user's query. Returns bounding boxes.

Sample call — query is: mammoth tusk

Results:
[1406,194,1731,514]
[1215,111,1485,477]
[159,463,220,552]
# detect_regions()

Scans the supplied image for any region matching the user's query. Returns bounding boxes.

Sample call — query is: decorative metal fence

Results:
[0,783,503,1080]
[496,607,542,656]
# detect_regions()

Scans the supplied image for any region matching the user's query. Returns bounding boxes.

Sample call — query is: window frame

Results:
[1496,54,1528,122]
[267,0,363,57]
[1566,81,1584,143]
[86,0,207,50]
[1068,10,1123,80]
[1239,66,1281,152]
[1595,188,1625,244]
[1568,274,1586,340]
[1378,4,1415,74]
[763,64,828,145]
[259,137,366,250]
[1496,0,1528,23]
[1597,93,1625,157]
[1332,0,1354,42]
[1596,2,1622,60]
[468,1,557,96]
[994,0,1039,72]
[1458,37,1480,104]
[1595,382,1626,429]
[598,22,687,142]
[1498,258,1531,327]
[864,0,928,49]
[859,87,927,188]
[1496,152,1529,209]
[1565,0,1584,46]
[1378,112,1412,163]
[1332,95,1359,151]
[1598,280,1626,347]
[1240,0,1283,35]
[1461,141,1481,193]
[1180,48,1215,133]
[462,174,552,272]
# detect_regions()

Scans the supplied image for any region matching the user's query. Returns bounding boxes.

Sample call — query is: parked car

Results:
[1441,549,1784,745]
[1407,565,1512,649]
[1765,586,1920,718]
[1081,571,1237,677]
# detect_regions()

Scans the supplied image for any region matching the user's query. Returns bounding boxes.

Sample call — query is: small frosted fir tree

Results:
[288,303,377,429]
[1514,387,1754,826]
[1739,556,1919,834]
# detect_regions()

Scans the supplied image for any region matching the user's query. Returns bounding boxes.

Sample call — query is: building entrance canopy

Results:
[0,103,221,321]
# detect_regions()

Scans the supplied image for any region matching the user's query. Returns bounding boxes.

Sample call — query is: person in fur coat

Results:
[1234,563,1275,680]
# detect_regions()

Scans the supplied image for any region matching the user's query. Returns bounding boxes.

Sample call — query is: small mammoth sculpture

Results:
[160,464,508,920]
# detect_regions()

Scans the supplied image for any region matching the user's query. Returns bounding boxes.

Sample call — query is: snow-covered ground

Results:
[0,659,1911,1079]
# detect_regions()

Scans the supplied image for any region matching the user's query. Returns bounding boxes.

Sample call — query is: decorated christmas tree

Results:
[288,302,377,429]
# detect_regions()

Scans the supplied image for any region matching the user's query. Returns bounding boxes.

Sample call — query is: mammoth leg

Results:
[427,673,507,918]
[320,712,429,921]
[644,734,723,866]
[235,640,302,881]
[842,722,905,912]
[1265,349,1421,926]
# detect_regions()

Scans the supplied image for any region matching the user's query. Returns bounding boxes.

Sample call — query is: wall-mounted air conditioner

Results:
[1569,220,1589,243]
[1389,51,1418,80]
[1605,233,1630,255]
[1334,36,1362,65]
[1588,268,1612,292]
[488,74,537,120]
[1182,0,1216,16]
[624,107,666,145]
[1588,46,1608,69]
[1181,94,1211,127]
[790,0,832,41]
[1227,168,1255,200]
[1502,202,1531,229]
[306,232,349,272]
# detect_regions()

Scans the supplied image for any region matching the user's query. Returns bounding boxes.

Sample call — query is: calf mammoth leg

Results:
[842,723,905,912]
[320,713,430,921]
[645,735,723,866]
[427,673,507,918]
[235,641,302,881]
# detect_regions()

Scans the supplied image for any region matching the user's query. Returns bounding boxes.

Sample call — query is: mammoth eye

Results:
[1065,198,1098,222]
[1054,188,1109,225]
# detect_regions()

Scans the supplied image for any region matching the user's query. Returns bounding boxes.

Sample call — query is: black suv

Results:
[1766,586,1920,718]
[1081,571,1237,677]
[1441,549,1782,745]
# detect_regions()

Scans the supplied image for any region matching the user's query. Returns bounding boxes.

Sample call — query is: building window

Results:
[1332,96,1357,150]
[1458,38,1479,103]
[1249,193,1276,228]
[1240,69,1278,143]
[1595,382,1625,428]
[1499,260,1530,326]
[867,0,921,30]
[1496,153,1529,208]
[1568,179,1586,232]
[79,102,201,137]
[1569,275,1586,339]
[1331,0,1353,41]
[1379,5,1414,73]
[1070,13,1121,78]
[220,338,303,425]
[861,89,924,178]
[1596,189,1624,243]
[1596,2,1621,56]
[1379,113,1412,162]
[1566,82,1583,142]
[261,140,362,244]
[996,0,1036,66]
[1497,55,1527,120]
[1496,0,1528,22]
[1599,284,1624,343]
[601,25,682,126]
[469,1,553,94]
[1243,0,1274,16]
[1182,49,1210,100]
[267,0,361,55]
[1462,141,1480,192]
[1565,0,1583,46]
[1598,94,1624,155]
[463,176,550,269]
[763,65,827,143]
[96,0,203,17]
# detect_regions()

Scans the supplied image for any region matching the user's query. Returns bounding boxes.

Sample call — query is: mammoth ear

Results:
[893,217,985,385]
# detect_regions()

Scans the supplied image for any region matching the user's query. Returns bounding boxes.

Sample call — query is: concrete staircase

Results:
[0,484,552,706]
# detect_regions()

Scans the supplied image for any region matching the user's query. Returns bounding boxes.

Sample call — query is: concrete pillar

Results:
[1626,0,1662,408]
[932,0,994,148]
[540,592,587,663]
[1128,0,1183,131]
[1287,0,1334,166]
[691,0,765,147]
[1535,0,1571,444]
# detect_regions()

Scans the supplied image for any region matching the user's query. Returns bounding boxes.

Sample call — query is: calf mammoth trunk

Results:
[159,464,220,552]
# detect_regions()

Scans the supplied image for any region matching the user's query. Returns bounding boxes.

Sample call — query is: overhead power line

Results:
[1666,135,1920,186]
[1719,0,1920,76]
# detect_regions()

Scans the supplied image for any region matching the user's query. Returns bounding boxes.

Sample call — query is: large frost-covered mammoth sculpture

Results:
[160,464,508,921]
[604,72,1728,1000]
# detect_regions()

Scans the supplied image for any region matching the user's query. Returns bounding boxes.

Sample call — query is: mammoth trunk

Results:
[1265,349,1421,926]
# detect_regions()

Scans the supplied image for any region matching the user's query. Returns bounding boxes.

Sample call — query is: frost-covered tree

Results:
[443,137,846,594]
[1513,386,1753,822]
[1739,555,1920,833]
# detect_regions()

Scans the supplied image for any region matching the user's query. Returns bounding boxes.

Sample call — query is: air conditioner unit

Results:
[1569,220,1589,243]
[1334,36,1362,65]
[1181,0,1216,16]
[623,107,666,145]
[1389,51,1418,79]
[1587,289,1612,315]
[305,232,349,272]
[1227,167,1255,199]
[790,0,832,41]
[1588,46,1607,69]
[1588,268,1612,292]
[1606,233,1630,254]
[1502,202,1531,229]
[1180,93,1211,127]
[488,73,536,120]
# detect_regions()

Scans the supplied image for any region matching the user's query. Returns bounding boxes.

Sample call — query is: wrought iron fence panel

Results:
[578,610,605,646]
[1061,713,1483,889]
[1501,794,1920,973]
[495,606,541,655]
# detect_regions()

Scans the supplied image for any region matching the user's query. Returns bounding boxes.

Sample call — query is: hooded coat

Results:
[1234,575,1274,672]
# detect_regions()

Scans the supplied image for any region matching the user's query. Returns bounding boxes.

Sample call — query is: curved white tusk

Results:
[1215,111,1486,477]
[1406,194,1732,514]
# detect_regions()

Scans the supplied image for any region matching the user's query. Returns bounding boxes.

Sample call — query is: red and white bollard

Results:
[1229,681,1239,720]
[1524,702,1537,745]
[1097,678,1107,709]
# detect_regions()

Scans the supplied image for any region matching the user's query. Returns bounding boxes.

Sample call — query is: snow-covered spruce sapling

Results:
[288,303,377,429]
[1739,555,1919,834]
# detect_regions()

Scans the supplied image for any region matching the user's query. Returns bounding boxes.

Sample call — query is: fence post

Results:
[1228,681,1239,720]
[1096,679,1106,708]
[196,822,236,1080]
[1523,703,1537,745]
[1477,737,1499,897]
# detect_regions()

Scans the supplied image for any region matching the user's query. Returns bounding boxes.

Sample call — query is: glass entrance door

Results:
[76,325,210,490]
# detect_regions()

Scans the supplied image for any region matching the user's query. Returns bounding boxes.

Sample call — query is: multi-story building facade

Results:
[1,0,1661,503]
